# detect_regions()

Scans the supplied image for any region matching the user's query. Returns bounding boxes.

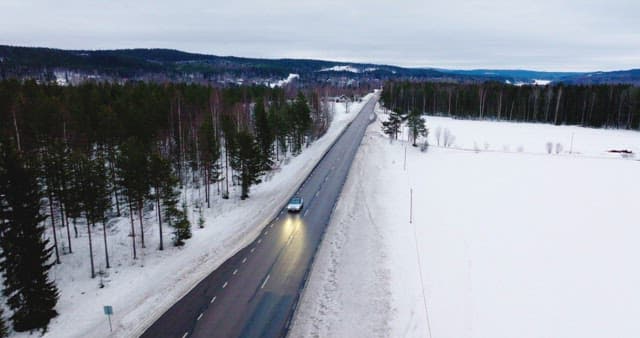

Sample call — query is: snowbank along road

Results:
[141,94,379,338]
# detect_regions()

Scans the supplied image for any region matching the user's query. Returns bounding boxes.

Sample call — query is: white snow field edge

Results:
[292,107,640,337]
[14,92,376,338]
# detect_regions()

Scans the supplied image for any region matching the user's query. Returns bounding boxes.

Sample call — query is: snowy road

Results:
[141,94,378,338]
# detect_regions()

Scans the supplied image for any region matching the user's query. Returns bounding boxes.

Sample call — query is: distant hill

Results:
[0,45,638,86]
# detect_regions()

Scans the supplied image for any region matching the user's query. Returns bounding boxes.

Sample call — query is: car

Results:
[287,197,304,212]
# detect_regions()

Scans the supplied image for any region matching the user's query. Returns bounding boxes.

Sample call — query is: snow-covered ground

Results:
[292,107,640,337]
[11,93,375,338]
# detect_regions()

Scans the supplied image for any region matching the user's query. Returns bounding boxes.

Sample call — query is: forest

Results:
[0,79,346,334]
[381,81,640,129]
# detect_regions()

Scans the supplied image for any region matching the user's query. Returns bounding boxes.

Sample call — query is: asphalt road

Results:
[141,94,379,338]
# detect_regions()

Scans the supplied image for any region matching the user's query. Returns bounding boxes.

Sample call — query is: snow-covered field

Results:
[292,108,640,337]
[12,93,375,338]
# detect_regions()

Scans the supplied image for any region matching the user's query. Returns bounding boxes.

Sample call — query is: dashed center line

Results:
[270,224,274,229]
[233,269,238,275]
[182,332,189,338]
[210,296,217,304]
[261,274,270,289]
[265,230,269,235]
[242,257,247,264]
[257,239,262,244]
[315,191,320,196]
[222,281,228,289]
[250,247,255,253]
[197,313,203,321]
[303,209,309,217]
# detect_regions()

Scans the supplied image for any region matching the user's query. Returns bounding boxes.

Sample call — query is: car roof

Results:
[290,197,302,202]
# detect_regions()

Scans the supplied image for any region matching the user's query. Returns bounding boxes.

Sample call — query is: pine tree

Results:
[40,147,61,264]
[220,115,237,199]
[160,170,191,246]
[78,153,111,274]
[0,144,59,333]
[254,97,274,169]
[232,130,264,200]
[291,92,312,153]
[198,119,221,208]
[269,105,289,160]
[406,109,428,146]
[149,153,173,250]
[118,139,150,252]
[382,110,403,140]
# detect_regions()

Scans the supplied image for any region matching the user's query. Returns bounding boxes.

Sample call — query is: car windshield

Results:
[290,198,301,204]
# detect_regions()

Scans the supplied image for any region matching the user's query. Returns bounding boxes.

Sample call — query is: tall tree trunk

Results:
[554,87,563,125]
[11,104,21,152]
[109,150,121,216]
[157,196,163,250]
[87,219,95,278]
[48,192,60,264]
[102,220,110,268]
[509,101,515,120]
[60,203,72,253]
[137,200,145,248]
[129,199,137,259]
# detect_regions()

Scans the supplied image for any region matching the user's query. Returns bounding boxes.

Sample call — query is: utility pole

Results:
[403,145,407,171]
[410,188,413,224]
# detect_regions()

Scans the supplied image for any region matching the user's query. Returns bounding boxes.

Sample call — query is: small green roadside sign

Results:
[104,305,113,315]
[104,305,113,332]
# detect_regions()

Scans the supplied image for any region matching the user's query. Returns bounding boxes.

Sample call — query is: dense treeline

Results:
[382,81,640,129]
[0,80,326,333]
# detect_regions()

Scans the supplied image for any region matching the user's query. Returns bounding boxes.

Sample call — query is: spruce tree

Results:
[254,97,274,169]
[0,144,59,333]
[406,109,428,146]
[149,153,172,250]
[160,169,191,246]
[220,115,237,199]
[118,139,150,250]
[291,93,312,153]
[79,153,111,274]
[382,110,404,140]
[232,130,264,200]
[198,119,221,208]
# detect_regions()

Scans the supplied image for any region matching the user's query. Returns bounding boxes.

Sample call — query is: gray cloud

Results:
[1,0,638,71]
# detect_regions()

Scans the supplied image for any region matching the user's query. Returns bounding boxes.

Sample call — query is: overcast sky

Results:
[1,0,639,71]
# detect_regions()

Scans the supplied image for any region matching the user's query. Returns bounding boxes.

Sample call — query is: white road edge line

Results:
[261,274,271,289]
[197,313,203,321]
[222,281,228,289]
[210,296,216,304]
